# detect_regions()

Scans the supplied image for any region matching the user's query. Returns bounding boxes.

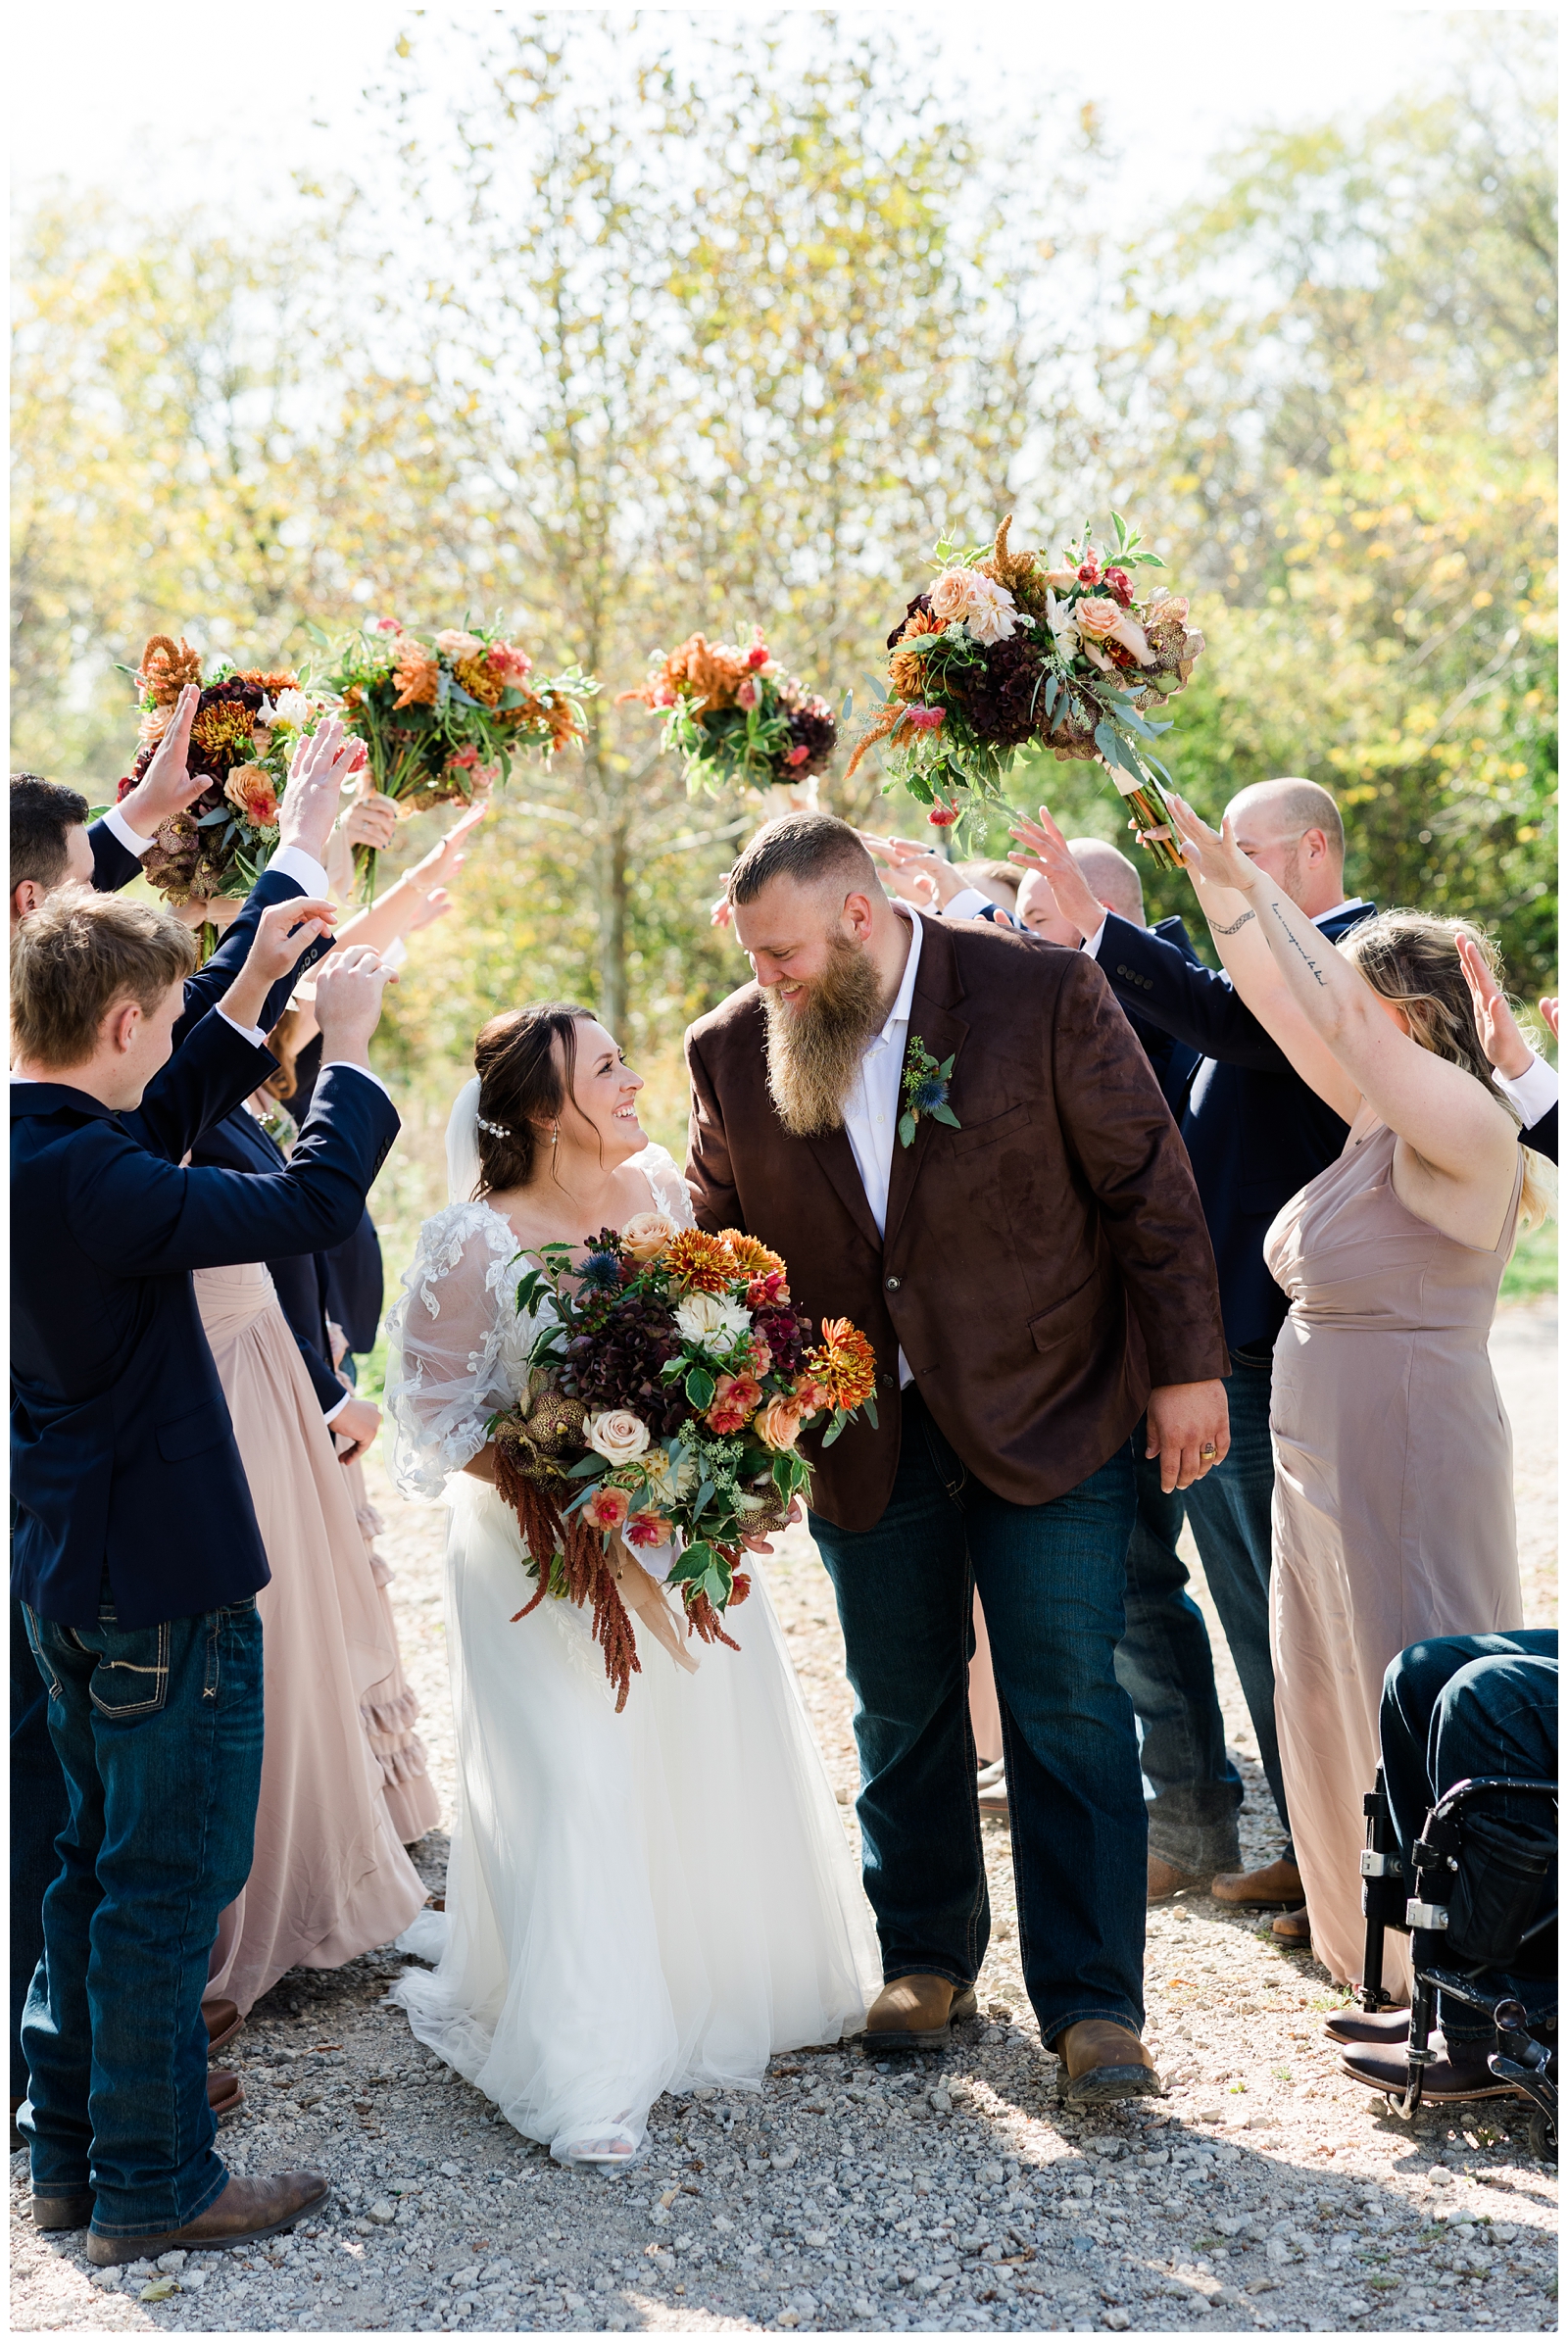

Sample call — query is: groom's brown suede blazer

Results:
[684,908,1228,1533]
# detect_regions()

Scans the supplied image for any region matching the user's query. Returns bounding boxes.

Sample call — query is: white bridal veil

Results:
[445,1076,483,1206]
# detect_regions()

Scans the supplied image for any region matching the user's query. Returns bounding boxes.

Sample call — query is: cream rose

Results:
[673,1291,753,1350]
[585,1410,651,1467]
[436,628,486,660]
[620,1211,678,1263]
[1074,596,1124,640]
[928,568,974,624]
[756,1395,804,1452]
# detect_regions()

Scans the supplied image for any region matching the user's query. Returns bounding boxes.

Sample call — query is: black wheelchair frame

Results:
[1358,1768,1557,2160]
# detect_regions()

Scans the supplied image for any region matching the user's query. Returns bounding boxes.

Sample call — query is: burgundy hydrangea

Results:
[560,1295,688,1439]
[752,1301,813,1381]
[784,699,836,779]
[941,634,1046,750]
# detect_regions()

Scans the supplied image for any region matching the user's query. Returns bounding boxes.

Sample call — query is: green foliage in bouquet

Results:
[619,625,838,797]
[318,614,598,894]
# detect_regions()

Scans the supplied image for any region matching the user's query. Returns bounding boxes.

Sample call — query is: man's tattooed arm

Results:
[1269,900,1330,986]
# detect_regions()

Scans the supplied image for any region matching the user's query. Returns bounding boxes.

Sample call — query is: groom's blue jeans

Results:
[20,1578,264,2238]
[808,1391,1145,2043]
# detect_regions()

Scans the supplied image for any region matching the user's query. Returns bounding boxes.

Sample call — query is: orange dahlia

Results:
[661,1228,743,1294]
[391,642,440,710]
[717,1230,787,1283]
[805,1318,878,1413]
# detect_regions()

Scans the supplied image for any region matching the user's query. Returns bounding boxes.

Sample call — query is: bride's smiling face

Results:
[556,1017,646,1163]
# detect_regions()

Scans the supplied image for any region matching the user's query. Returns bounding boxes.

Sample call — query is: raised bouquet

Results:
[321,616,598,896]
[121,634,327,949]
[488,1220,878,1710]
[619,625,838,798]
[847,515,1205,868]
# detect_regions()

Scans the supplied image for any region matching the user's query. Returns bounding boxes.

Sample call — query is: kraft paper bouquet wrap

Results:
[849,514,1205,866]
[488,1221,878,1710]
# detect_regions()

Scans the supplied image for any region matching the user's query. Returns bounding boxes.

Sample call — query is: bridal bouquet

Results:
[488,1222,878,1710]
[121,635,328,944]
[321,617,598,895]
[619,626,838,797]
[847,515,1205,868]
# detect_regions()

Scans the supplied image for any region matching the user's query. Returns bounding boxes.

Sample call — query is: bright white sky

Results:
[9,3,1543,234]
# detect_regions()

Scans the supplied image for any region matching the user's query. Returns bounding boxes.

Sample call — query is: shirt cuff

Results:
[323,1391,352,1426]
[214,1004,270,1050]
[1494,1053,1559,1127]
[942,887,997,921]
[319,1059,395,1101]
[270,845,331,898]
[1081,915,1108,958]
[99,804,155,859]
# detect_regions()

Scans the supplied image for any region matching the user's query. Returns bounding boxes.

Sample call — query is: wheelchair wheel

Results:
[1527,2104,1556,2165]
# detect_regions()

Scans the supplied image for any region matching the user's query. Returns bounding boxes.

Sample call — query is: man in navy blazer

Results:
[12,888,398,2264]
[1016,781,1377,1916]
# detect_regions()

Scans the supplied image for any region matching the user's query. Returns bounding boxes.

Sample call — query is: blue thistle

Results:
[580,1250,622,1292]
[911,1076,948,1115]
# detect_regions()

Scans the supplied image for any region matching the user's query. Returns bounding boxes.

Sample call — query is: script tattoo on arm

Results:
[1209,910,1256,937]
[1269,899,1330,986]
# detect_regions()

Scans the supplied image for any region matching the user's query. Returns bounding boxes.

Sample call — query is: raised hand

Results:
[1006,805,1103,938]
[710,890,733,931]
[116,686,207,837]
[1456,932,1536,1080]
[1162,793,1260,894]
[403,800,488,899]
[1539,997,1559,1044]
[277,720,366,865]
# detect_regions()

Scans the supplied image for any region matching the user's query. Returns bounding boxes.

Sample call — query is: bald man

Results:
[1013,778,1376,1920]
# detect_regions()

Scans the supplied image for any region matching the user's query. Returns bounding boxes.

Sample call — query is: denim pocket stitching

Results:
[87,1621,172,1718]
[22,1605,63,1701]
[204,1610,222,1703]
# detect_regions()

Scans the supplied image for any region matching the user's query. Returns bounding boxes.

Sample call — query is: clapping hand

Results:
[1540,998,1559,1045]
[116,686,209,838]
[219,898,339,1034]
[848,829,960,908]
[1457,933,1540,1081]
[1006,805,1105,937]
[314,942,397,1066]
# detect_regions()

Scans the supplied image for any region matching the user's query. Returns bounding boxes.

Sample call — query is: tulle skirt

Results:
[388,1477,879,2164]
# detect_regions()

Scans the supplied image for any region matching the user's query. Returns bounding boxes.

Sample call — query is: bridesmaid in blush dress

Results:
[1163,793,1551,1992]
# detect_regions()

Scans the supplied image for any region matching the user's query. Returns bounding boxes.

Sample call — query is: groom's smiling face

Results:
[732,874,873,1012]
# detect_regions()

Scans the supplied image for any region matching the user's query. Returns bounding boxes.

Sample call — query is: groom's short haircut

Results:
[11,774,90,896]
[726,812,879,907]
[11,885,196,1069]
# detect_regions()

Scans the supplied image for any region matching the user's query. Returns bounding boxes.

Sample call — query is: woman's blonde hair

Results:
[1342,909,1556,1238]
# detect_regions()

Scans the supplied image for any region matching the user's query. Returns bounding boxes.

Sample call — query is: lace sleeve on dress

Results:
[630,1143,697,1232]
[383,1202,520,1500]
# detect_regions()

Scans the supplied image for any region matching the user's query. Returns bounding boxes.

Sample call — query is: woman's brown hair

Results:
[264,1006,305,1100]
[470,1002,596,1196]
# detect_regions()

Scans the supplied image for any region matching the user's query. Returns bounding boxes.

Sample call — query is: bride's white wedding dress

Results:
[381,1102,878,2166]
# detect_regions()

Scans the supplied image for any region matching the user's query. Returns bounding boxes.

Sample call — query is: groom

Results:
[685,812,1229,2102]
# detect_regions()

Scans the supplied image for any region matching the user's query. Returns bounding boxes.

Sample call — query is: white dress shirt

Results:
[1494,1051,1558,1130]
[841,908,921,1386]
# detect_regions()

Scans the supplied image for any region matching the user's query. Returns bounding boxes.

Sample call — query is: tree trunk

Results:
[596,811,630,1036]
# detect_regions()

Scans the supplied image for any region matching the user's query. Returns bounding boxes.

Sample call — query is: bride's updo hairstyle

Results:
[471,1002,596,1196]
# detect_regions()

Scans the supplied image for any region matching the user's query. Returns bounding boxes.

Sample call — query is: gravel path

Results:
[12,1306,1557,2335]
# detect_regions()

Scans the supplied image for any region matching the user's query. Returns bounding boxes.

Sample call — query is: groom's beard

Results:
[763,935,888,1137]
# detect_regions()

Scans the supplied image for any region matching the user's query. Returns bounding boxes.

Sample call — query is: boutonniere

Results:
[899,1035,960,1148]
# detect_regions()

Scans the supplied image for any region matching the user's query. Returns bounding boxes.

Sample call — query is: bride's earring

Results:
[551,1123,560,1148]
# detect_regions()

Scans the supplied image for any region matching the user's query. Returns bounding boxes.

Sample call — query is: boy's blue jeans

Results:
[20,1579,264,2239]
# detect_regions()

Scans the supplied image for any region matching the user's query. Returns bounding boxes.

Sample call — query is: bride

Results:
[382,1001,879,2167]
